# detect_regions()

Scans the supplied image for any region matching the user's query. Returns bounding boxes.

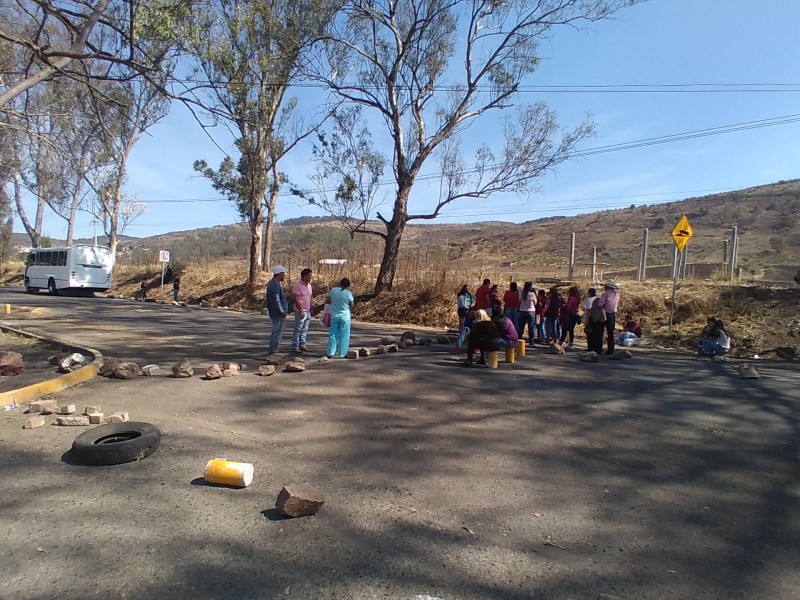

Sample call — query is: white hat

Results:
[273,265,287,275]
[604,279,620,289]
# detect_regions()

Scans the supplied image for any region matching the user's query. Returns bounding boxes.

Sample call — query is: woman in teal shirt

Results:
[326,278,355,358]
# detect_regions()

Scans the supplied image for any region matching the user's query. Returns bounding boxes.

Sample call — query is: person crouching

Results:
[464,310,501,366]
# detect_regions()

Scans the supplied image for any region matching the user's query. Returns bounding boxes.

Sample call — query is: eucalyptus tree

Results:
[187,0,340,288]
[307,0,643,294]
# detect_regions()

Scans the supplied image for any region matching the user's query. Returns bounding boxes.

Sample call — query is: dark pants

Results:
[559,314,579,345]
[605,312,616,353]
[587,320,604,353]
[466,337,501,363]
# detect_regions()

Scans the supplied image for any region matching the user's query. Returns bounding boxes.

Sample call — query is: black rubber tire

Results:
[25,286,36,294]
[71,422,161,466]
[47,278,58,295]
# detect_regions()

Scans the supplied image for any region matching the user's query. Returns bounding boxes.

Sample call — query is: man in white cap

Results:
[597,279,621,354]
[266,265,289,354]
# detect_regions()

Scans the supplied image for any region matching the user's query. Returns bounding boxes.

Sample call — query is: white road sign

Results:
[159,250,170,263]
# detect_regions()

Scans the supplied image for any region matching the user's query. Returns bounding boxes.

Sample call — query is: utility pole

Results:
[568,232,575,280]
[669,245,679,329]
[682,245,689,279]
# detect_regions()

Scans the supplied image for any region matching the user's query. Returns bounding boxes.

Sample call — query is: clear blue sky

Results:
[21,0,800,241]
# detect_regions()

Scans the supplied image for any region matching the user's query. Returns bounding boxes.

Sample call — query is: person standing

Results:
[266,265,288,355]
[474,278,491,311]
[503,281,522,333]
[535,289,548,343]
[544,286,563,343]
[326,278,355,358]
[172,276,181,304]
[518,282,537,343]
[559,286,581,349]
[586,296,606,353]
[457,285,474,330]
[291,268,313,352]
[597,279,621,354]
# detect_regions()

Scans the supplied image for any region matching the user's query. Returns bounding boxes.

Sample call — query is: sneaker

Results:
[567,344,574,351]
[462,360,475,367]
[299,346,309,352]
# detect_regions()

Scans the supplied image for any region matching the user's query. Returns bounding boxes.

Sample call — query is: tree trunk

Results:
[248,218,263,288]
[262,188,278,272]
[13,172,41,247]
[374,212,407,295]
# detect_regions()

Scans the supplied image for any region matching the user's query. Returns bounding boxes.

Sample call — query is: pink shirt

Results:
[597,288,620,314]
[292,281,312,313]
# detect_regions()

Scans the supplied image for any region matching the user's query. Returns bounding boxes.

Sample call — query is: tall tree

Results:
[307,0,641,294]
[187,0,338,288]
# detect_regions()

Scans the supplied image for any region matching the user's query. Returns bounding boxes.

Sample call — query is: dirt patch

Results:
[0,331,64,393]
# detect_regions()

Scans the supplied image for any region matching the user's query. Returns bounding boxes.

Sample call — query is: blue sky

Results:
[21,0,800,241]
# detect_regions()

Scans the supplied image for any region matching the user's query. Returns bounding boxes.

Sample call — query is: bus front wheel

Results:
[47,278,58,295]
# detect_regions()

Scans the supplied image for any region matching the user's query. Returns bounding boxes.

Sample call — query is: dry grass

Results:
[2,259,798,359]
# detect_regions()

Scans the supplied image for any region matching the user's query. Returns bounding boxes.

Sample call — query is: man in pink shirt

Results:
[291,268,313,352]
[597,279,621,354]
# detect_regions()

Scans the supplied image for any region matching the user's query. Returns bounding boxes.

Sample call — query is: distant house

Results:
[318,258,348,265]
[500,261,515,268]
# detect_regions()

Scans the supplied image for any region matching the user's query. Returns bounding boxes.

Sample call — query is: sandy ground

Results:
[0,289,799,599]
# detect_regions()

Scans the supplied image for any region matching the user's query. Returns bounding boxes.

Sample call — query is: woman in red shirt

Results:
[503,282,522,334]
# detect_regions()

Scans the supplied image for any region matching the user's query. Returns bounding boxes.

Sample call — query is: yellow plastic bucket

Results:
[515,339,526,357]
[204,458,254,488]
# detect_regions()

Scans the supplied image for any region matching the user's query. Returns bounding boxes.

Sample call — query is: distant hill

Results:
[12,179,800,281]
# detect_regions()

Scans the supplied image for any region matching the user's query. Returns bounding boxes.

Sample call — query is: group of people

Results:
[265,266,355,360]
[135,265,180,304]
[456,278,634,361]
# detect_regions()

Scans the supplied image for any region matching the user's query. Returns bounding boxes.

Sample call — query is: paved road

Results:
[1,286,799,600]
[0,286,417,366]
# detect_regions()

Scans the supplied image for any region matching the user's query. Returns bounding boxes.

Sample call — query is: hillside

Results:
[14,179,800,281]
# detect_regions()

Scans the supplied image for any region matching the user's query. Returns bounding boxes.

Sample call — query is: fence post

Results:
[729,226,738,282]
[568,232,575,280]
[638,228,649,281]
[722,239,729,277]
[591,246,597,282]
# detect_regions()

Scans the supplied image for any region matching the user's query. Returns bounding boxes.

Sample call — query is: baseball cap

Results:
[273,265,287,275]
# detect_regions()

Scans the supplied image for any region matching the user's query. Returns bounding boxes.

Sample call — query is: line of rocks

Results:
[23,401,131,429]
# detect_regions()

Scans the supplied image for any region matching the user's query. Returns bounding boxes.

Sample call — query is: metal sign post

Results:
[668,215,693,330]
[159,250,170,293]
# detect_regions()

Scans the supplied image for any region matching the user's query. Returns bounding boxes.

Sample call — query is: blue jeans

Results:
[498,338,515,349]
[518,312,535,341]
[545,316,559,341]
[536,318,546,342]
[292,310,311,349]
[268,315,286,354]
[699,339,729,357]
[504,308,519,331]
[327,316,351,358]
[456,326,471,349]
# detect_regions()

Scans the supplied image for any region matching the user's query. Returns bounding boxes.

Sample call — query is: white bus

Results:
[24,245,113,295]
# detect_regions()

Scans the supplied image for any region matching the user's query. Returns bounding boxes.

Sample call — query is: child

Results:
[454,308,476,353]
[137,280,148,301]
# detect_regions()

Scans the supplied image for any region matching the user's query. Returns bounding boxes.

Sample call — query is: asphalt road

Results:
[0,287,799,600]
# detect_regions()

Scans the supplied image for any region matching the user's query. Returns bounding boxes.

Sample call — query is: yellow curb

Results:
[0,325,103,405]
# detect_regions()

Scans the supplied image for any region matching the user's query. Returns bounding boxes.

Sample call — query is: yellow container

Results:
[515,339,526,357]
[4,304,10,314]
[505,347,515,364]
[204,458,254,488]
[487,351,499,368]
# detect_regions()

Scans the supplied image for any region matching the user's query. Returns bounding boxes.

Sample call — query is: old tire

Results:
[71,422,161,466]
[47,278,58,295]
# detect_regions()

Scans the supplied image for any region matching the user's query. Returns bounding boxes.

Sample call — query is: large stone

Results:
[257,365,276,376]
[580,351,599,363]
[609,349,633,361]
[346,350,359,359]
[222,361,241,372]
[88,413,104,424]
[30,400,57,414]
[112,362,142,379]
[48,355,61,366]
[59,404,76,415]
[263,353,288,366]
[58,353,86,373]
[172,358,194,378]
[98,358,120,377]
[23,416,46,429]
[275,483,326,517]
[400,339,413,349]
[205,364,223,379]
[738,364,760,379]
[358,347,371,357]
[548,342,566,355]
[400,331,416,344]
[417,336,431,346]
[376,345,388,355]
[56,415,89,426]
[380,336,397,346]
[0,351,24,376]
[222,367,239,377]
[284,360,306,373]
[387,344,399,353]
[84,405,101,415]
[141,364,161,376]
[436,335,451,344]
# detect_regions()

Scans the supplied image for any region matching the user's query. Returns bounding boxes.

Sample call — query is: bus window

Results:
[58,250,67,266]
[37,252,45,265]
[44,251,52,266]
[27,252,35,265]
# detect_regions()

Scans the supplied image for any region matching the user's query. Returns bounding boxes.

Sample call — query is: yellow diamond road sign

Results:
[672,214,693,252]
